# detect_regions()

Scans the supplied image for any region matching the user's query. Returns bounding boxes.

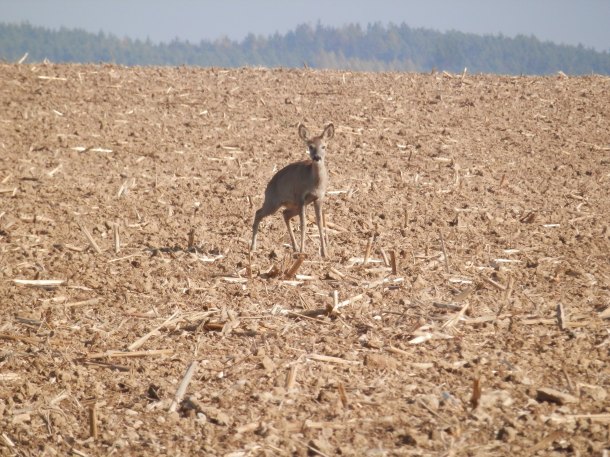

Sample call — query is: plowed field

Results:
[1,63,609,456]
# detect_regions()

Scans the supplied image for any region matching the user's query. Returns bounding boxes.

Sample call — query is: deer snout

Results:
[308,144,323,162]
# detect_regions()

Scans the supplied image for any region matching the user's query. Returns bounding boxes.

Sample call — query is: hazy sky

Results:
[1,0,609,51]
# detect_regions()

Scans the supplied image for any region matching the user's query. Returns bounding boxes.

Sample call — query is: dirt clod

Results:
[364,353,398,370]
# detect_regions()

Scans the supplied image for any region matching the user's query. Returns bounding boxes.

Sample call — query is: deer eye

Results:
[309,145,315,153]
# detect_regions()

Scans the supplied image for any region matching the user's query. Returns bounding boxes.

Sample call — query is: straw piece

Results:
[38,75,67,81]
[470,376,482,410]
[78,221,102,254]
[562,413,610,423]
[284,254,306,278]
[169,361,198,412]
[13,279,64,288]
[0,373,21,382]
[187,228,195,249]
[283,310,330,323]
[328,267,345,279]
[285,365,298,390]
[1,433,15,448]
[556,303,566,330]
[306,354,360,365]
[89,402,99,439]
[328,289,339,314]
[63,297,101,308]
[221,277,248,284]
[363,236,374,265]
[107,254,143,263]
[78,360,129,372]
[380,248,390,267]
[0,333,40,345]
[338,382,348,408]
[439,230,450,274]
[389,250,398,275]
[70,449,88,457]
[335,293,364,310]
[86,349,173,359]
[113,222,120,253]
[480,275,506,291]
[442,303,470,331]
[528,431,563,454]
[384,346,406,357]
[128,311,181,351]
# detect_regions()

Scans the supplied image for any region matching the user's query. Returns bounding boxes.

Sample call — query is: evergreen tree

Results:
[1,21,609,75]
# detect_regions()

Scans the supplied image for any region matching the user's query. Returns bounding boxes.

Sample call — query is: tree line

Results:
[1,21,609,75]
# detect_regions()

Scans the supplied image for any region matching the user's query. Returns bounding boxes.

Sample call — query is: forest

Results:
[1,21,610,74]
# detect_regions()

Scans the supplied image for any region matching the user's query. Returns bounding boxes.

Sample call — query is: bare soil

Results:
[1,63,609,456]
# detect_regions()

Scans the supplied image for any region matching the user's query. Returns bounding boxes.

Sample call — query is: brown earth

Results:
[1,63,609,456]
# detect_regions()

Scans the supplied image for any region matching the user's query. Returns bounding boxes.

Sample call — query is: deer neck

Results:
[310,158,328,188]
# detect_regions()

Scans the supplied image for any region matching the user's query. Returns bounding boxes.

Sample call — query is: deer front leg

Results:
[314,199,326,258]
[299,204,306,253]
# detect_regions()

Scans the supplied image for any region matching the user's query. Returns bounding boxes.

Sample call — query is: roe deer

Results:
[251,123,334,258]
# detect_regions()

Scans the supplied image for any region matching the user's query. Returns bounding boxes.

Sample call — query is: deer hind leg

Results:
[251,201,280,252]
[251,209,264,252]
[282,207,299,251]
[314,199,326,258]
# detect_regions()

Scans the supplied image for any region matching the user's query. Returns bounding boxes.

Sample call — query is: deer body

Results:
[251,123,334,257]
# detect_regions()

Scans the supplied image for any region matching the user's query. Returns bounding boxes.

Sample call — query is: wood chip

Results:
[536,387,579,405]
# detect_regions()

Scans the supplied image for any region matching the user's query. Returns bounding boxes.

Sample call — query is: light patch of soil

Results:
[1,63,609,456]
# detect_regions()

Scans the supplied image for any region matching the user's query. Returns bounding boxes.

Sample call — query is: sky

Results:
[1,0,609,52]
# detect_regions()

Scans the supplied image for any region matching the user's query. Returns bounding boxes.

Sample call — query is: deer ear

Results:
[323,123,335,140]
[298,124,309,141]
